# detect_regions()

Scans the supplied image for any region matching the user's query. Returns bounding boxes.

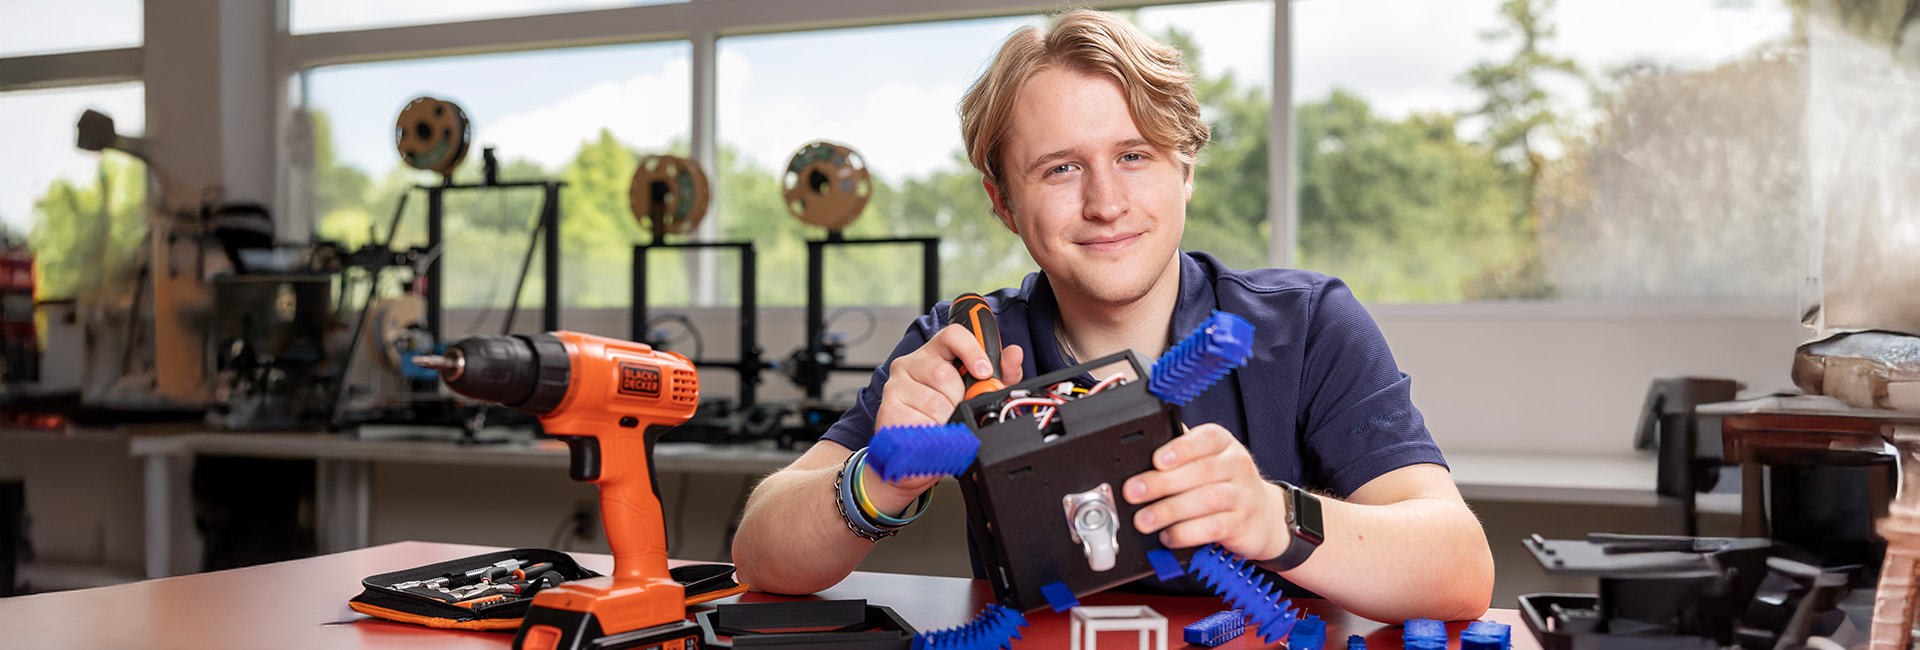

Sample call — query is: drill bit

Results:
[411,354,455,370]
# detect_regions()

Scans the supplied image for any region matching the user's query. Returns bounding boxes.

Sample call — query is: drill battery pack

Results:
[348,548,746,631]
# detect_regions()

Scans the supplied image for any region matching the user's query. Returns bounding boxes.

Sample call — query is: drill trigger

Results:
[558,436,601,481]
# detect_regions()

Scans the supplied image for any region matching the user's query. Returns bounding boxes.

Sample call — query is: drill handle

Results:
[552,425,674,582]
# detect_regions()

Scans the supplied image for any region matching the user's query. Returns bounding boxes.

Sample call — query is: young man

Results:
[732,9,1494,623]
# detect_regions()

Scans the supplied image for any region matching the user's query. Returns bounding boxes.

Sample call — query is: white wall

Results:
[1374,302,1807,456]
[467,302,1810,458]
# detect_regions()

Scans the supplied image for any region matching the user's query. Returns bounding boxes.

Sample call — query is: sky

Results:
[0,0,1795,233]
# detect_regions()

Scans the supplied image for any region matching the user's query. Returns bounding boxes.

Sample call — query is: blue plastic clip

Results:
[867,424,979,482]
[1462,620,1512,650]
[1349,634,1368,650]
[1183,610,1246,648]
[1039,581,1080,613]
[1291,613,1327,650]
[911,604,1029,650]
[1187,543,1298,644]
[1149,311,1254,406]
[1404,618,1448,650]
[1146,548,1184,582]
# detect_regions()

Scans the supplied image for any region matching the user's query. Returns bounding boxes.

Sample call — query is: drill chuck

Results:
[429,333,572,416]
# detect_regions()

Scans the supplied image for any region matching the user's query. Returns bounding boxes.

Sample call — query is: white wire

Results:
[1090,374,1126,394]
[998,397,1058,423]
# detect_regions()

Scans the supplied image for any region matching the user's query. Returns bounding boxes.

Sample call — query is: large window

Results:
[1139,1,1274,273]
[718,17,1036,309]
[0,83,146,300]
[715,2,1274,308]
[0,0,142,57]
[291,0,683,35]
[303,41,691,325]
[1295,0,1799,302]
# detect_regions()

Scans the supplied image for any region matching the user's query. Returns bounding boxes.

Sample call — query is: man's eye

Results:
[1120,152,1145,162]
[1048,164,1075,176]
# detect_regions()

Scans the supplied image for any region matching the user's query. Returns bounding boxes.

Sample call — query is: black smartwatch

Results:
[1270,482,1324,571]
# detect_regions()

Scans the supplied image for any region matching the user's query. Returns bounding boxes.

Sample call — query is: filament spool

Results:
[629,154,711,239]
[782,141,871,231]
[394,96,472,178]
[364,297,426,371]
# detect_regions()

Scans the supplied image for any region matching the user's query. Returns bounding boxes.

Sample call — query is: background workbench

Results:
[2,426,1740,604]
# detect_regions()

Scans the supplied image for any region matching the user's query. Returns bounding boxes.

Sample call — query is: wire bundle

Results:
[1187,543,1299,644]
[977,375,1131,430]
[867,424,980,482]
[911,604,1029,650]
[1148,311,1254,406]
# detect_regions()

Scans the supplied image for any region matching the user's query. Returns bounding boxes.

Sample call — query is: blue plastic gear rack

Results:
[1462,620,1512,650]
[1183,610,1247,648]
[1148,311,1254,406]
[1405,618,1448,650]
[1291,613,1327,650]
[1187,543,1299,644]
[868,423,980,482]
[911,604,1029,650]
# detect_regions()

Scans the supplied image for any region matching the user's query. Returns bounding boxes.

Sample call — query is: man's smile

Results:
[1075,232,1143,253]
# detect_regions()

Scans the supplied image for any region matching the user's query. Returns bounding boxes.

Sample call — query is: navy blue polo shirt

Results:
[821,251,1447,498]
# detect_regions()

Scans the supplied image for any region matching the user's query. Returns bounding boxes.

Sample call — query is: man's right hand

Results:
[868,323,1023,497]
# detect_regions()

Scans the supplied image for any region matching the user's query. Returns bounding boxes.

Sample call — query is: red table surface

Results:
[0,541,1539,650]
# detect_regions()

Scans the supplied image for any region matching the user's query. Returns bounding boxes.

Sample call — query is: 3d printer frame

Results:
[630,241,763,410]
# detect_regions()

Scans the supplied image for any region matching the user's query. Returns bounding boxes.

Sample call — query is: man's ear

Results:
[983,177,1018,234]
[1182,163,1195,203]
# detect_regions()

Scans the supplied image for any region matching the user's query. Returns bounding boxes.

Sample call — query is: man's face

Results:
[987,67,1192,309]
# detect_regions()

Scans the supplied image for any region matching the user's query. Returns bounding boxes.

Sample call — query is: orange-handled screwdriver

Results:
[949,293,1006,400]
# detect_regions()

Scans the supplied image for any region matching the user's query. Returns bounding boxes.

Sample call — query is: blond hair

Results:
[959,9,1210,193]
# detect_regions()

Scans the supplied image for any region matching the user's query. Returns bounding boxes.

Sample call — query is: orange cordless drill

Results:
[414,331,700,650]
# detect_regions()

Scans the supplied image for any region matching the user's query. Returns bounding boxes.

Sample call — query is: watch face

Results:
[1291,488,1325,545]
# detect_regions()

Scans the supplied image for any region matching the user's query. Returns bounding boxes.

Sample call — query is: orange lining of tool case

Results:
[348,548,748,631]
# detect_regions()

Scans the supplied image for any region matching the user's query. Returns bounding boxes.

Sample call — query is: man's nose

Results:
[1080,166,1128,221]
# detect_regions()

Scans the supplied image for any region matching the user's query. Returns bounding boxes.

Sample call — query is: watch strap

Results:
[1270,482,1320,571]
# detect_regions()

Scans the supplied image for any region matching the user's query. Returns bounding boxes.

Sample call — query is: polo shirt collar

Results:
[1025,252,1218,376]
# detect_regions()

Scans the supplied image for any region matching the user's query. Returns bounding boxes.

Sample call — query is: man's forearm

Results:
[1261,495,1494,623]
[731,463,876,594]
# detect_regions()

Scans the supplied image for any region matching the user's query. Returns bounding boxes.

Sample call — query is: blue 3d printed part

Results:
[1349,634,1368,650]
[911,604,1029,650]
[1146,548,1184,582]
[1039,581,1080,613]
[867,424,980,482]
[1291,613,1328,650]
[1148,311,1254,406]
[1187,543,1299,644]
[1183,610,1246,647]
[1462,620,1513,650]
[1404,618,1448,650]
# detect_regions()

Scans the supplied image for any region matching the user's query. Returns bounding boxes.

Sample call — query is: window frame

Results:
[0,0,1795,314]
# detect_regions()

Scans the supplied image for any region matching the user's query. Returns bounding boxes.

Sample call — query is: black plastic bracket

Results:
[693,599,914,649]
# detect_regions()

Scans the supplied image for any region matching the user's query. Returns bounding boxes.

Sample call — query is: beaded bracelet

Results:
[850,449,934,528]
[835,448,896,542]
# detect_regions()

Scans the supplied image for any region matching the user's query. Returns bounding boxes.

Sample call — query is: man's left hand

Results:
[1123,423,1290,562]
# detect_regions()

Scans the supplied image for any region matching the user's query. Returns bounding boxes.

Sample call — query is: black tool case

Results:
[349,548,602,631]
